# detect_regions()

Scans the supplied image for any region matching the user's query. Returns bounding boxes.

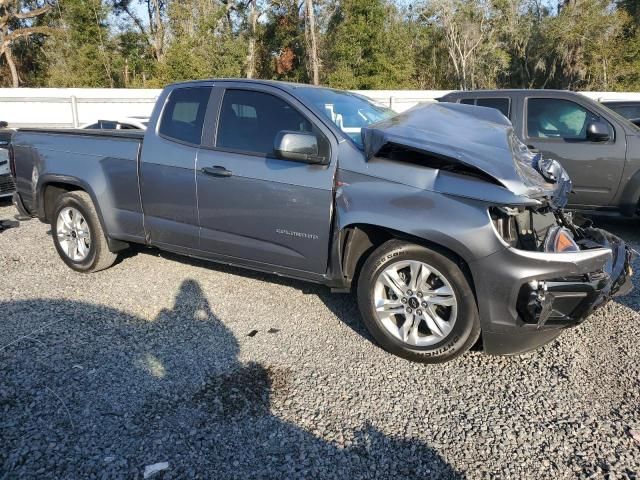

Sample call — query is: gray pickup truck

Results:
[10,80,633,363]
[440,90,640,216]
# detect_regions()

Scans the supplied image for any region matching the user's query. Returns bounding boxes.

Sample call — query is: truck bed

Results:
[11,128,145,240]
[16,128,145,141]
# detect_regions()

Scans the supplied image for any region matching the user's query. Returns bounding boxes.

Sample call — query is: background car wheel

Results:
[357,240,480,363]
[52,191,117,273]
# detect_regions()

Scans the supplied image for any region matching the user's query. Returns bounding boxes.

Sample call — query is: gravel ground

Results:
[1,198,639,479]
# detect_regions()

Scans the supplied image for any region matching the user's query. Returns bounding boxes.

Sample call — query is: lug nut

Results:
[421,301,428,308]
[416,309,423,316]
[406,290,413,296]
[406,307,413,314]
[417,292,423,298]
[401,298,407,304]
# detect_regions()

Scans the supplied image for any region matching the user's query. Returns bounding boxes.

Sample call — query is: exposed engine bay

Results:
[489,206,605,253]
[490,204,634,328]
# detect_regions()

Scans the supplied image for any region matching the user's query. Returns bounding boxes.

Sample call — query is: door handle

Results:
[527,145,539,153]
[202,166,232,178]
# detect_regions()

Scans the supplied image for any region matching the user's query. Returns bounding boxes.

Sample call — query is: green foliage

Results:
[258,0,308,82]
[113,30,157,87]
[617,0,639,26]
[5,0,640,91]
[42,0,120,87]
[324,0,416,89]
[152,0,247,85]
[0,0,53,87]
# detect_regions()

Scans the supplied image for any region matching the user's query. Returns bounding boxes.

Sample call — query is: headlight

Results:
[489,207,519,247]
[544,226,579,253]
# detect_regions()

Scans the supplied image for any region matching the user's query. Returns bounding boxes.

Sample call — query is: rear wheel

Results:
[51,191,117,273]
[357,240,480,363]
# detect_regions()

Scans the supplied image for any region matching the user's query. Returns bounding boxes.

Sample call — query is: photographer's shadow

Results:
[1,279,462,479]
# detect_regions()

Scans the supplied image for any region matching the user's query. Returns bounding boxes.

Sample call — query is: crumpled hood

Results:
[361,102,571,207]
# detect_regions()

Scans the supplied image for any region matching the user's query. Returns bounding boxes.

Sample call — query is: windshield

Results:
[295,87,396,147]
[600,104,640,133]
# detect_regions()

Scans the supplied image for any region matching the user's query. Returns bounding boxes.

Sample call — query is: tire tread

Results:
[52,191,117,273]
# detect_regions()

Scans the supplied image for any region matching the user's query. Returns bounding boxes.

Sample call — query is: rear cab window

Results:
[159,87,212,145]
[457,97,511,118]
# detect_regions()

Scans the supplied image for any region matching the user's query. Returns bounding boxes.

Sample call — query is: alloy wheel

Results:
[56,207,91,262]
[373,260,457,346]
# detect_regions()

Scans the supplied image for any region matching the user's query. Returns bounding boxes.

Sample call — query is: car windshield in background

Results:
[296,87,396,147]
[603,103,640,119]
[601,103,640,132]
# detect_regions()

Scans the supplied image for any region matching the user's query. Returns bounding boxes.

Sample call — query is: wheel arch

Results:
[338,223,477,300]
[618,168,640,216]
[38,175,128,253]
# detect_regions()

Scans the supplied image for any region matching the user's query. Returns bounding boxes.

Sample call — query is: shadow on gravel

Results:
[138,248,377,343]
[0,197,20,233]
[0,279,462,479]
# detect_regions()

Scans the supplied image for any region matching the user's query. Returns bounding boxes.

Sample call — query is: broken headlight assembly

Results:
[490,206,583,253]
[543,226,579,253]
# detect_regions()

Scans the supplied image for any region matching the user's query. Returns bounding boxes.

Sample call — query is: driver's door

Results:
[195,85,336,275]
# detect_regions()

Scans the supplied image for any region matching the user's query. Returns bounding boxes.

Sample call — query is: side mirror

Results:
[274,131,325,164]
[586,121,610,142]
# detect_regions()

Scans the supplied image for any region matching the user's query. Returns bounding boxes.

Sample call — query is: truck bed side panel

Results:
[12,131,145,241]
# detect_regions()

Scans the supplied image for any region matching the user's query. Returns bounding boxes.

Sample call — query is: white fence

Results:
[1,87,639,129]
[0,88,160,129]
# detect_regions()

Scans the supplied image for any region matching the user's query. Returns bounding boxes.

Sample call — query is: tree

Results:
[490,0,555,88]
[43,0,119,87]
[0,0,52,87]
[112,0,166,61]
[617,0,638,25]
[546,0,631,90]
[113,28,157,87]
[324,0,416,89]
[304,0,319,84]
[153,0,246,84]
[258,0,308,82]
[245,0,259,78]
[423,0,505,89]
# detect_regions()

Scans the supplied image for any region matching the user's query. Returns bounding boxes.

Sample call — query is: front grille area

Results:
[0,173,15,195]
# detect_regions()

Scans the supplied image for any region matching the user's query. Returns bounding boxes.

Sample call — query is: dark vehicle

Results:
[10,80,633,363]
[440,90,640,217]
[81,117,149,130]
[0,128,15,199]
[601,100,640,127]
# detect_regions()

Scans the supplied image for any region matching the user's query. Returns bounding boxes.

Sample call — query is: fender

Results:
[36,174,129,252]
[618,168,640,216]
[326,173,509,291]
[334,177,505,265]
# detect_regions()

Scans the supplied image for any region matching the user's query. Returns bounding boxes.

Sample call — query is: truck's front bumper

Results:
[472,228,634,355]
[0,173,15,198]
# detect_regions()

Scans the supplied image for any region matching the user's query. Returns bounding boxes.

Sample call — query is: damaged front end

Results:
[490,205,634,329]
[490,131,634,328]
[360,102,634,346]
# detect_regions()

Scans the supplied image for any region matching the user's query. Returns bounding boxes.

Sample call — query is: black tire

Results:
[51,191,118,273]
[356,239,480,363]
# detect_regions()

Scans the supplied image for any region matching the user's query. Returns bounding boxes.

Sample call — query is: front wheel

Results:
[51,191,117,273]
[357,240,480,363]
